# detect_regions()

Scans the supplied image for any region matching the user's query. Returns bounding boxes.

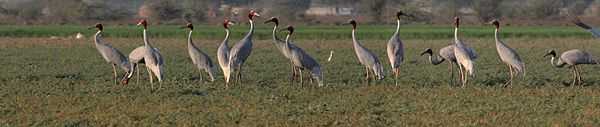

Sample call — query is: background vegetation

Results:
[1,0,599,25]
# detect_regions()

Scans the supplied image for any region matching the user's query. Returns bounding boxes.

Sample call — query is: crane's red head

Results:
[90,23,103,31]
[223,19,235,29]
[490,19,500,29]
[264,17,279,26]
[137,19,148,29]
[184,22,193,30]
[348,19,357,29]
[454,17,460,28]
[248,10,260,20]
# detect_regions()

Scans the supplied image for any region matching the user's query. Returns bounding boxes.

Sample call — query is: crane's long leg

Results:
[457,64,464,87]
[112,64,118,85]
[394,68,399,86]
[299,69,303,87]
[504,65,513,87]
[136,64,140,85]
[571,66,577,87]
[365,66,370,81]
[147,66,154,90]
[449,62,454,86]
[237,66,243,84]
[576,65,583,86]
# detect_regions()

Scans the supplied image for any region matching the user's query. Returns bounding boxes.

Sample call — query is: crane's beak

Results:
[87,26,95,30]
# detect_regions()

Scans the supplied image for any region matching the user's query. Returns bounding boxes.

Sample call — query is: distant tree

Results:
[141,0,183,24]
[43,0,86,24]
[526,0,563,18]
[359,0,387,23]
[472,0,503,22]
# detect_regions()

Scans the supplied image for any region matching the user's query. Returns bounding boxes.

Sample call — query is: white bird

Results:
[452,17,477,87]
[387,11,407,85]
[282,25,324,86]
[490,19,525,87]
[227,10,260,84]
[89,23,131,85]
[544,49,597,86]
[217,19,235,87]
[420,44,477,85]
[183,23,217,82]
[348,19,384,82]
[572,17,600,38]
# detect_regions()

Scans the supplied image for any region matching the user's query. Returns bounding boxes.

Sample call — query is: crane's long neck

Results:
[223,29,230,45]
[246,19,254,38]
[549,56,566,68]
[94,30,102,44]
[454,27,459,42]
[143,29,151,47]
[494,28,502,44]
[394,19,400,34]
[187,30,196,48]
[285,33,291,49]
[426,53,445,65]
[271,24,280,42]
[352,28,360,47]
[423,52,444,65]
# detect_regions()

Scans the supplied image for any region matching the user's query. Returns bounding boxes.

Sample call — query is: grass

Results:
[0,24,595,40]
[2,36,600,126]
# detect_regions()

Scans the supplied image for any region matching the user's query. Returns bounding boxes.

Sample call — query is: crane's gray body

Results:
[187,30,216,81]
[227,20,256,82]
[352,29,384,80]
[93,31,131,72]
[217,29,231,80]
[552,49,596,67]
[494,29,525,74]
[426,44,477,65]
[284,33,324,86]
[387,20,404,69]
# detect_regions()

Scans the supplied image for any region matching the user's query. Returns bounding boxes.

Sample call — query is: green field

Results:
[2,25,600,126]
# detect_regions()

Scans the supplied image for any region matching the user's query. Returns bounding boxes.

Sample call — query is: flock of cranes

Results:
[91,10,600,89]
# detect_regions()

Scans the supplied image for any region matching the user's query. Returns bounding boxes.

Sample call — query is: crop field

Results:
[2,26,600,126]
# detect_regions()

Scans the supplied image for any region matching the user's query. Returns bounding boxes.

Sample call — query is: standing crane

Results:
[420,44,477,85]
[89,23,131,85]
[452,17,477,87]
[183,23,217,82]
[227,10,260,84]
[387,11,408,85]
[217,19,235,86]
[544,49,597,86]
[121,19,164,89]
[282,25,324,86]
[572,17,600,38]
[265,17,301,81]
[122,45,161,85]
[348,19,385,82]
[490,20,525,87]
